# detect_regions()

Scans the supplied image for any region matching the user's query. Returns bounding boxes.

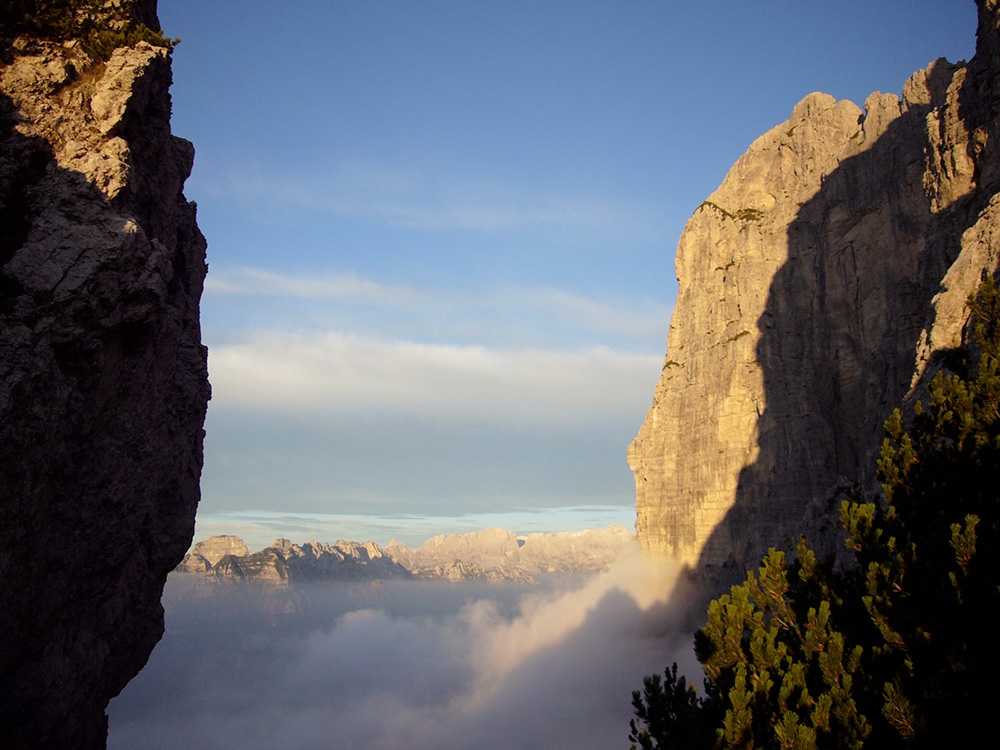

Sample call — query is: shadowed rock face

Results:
[630,0,1000,583]
[0,2,209,746]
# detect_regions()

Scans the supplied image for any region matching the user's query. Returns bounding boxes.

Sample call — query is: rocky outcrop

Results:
[410,559,536,583]
[390,527,523,573]
[177,537,412,585]
[517,525,636,573]
[386,525,635,580]
[630,0,1000,580]
[0,2,209,747]
[180,526,635,587]
[175,534,249,572]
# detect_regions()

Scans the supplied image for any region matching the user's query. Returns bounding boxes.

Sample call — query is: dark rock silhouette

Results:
[0,2,209,746]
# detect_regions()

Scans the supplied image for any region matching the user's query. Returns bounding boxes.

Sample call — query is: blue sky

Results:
[155,1,977,549]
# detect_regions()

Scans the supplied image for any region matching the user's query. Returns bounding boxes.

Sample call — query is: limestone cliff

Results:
[0,2,209,747]
[630,0,1000,578]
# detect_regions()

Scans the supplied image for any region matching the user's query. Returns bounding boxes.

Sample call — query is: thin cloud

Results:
[207,331,661,427]
[204,266,419,305]
[504,286,672,344]
[205,265,672,346]
[360,191,637,233]
[206,160,662,238]
[191,507,638,552]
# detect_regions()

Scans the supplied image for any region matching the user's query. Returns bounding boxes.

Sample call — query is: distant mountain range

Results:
[176,525,636,585]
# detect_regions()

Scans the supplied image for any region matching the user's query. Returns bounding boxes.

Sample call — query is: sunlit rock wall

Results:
[630,0,1000,579]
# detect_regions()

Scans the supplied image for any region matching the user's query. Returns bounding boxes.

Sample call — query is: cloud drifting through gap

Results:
[208,331,662,427]
[108,549,702,750]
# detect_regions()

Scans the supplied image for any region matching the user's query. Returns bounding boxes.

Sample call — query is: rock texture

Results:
[630,0,1000,580]
[180,526,634,587]
[175,534,249,572]
[516,525,636,573]
[0,2,209,747]
[386,524,635,580]
[177,537,411,585]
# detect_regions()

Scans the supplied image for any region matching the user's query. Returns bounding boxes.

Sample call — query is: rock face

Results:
[0,3,209,747]
[630,0,1000,580]
[176,534,249,571]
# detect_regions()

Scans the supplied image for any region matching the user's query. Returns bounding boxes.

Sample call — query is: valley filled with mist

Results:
[109,550,698,750]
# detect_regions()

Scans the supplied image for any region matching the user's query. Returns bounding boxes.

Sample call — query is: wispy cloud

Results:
[203,159,663,238]
[191,507,638,551]
[205,266,419,305]
[204,265,672,347]
[207,330,660,428]
[502,286,671,345]
[356,191,637,234]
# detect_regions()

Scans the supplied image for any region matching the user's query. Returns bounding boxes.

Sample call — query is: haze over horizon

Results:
[156,0,976,547]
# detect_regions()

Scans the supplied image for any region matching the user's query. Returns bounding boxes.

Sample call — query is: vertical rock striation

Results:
[630,0,1000,580]
[0,2,209,746]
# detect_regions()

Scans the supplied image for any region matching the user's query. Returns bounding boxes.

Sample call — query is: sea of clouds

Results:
[108,549,702,750]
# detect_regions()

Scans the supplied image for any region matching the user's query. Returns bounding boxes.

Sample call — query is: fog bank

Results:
[109,550,700,750]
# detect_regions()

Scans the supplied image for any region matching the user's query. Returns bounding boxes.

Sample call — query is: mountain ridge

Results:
[178,525,636,585]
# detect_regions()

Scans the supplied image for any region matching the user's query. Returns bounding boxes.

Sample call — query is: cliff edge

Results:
[0,2,210,746]
[630,0,1000,580]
